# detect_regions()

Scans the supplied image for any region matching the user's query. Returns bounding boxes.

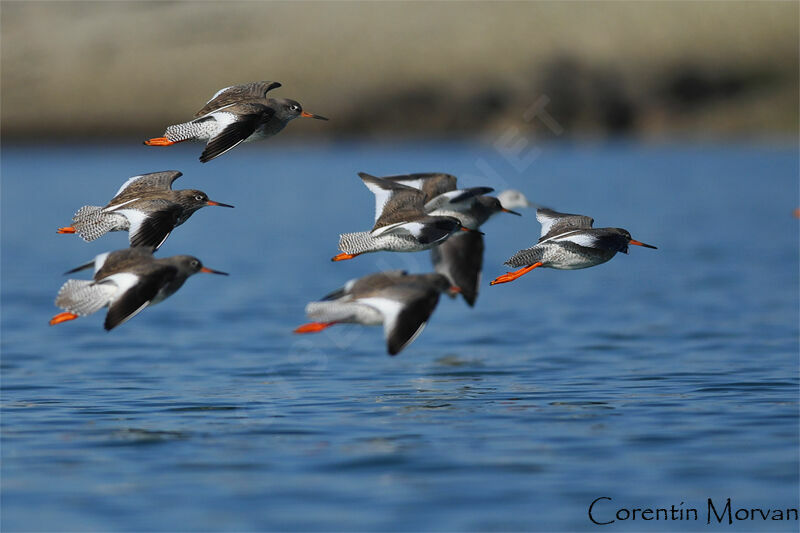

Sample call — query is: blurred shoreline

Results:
[1,2,797,141]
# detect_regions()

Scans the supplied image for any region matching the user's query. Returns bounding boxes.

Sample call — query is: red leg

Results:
[331,252,361,262]
[294,322,337,334]
[490,262,543,285]
[49,312,79,326]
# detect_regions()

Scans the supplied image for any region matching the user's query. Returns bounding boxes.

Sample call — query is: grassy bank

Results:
[1,1,797,140]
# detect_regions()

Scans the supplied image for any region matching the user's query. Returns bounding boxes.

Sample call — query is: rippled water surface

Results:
[2,141,798,531]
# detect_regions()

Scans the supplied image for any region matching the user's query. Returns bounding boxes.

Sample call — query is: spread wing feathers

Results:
[94,248,156,279]
[194,81,282,117]
[54,279,118,316]
[553,231,624,252]
[113,171,183,198]
[550,231,600,248]
[63,251,110,275]
[199,114,261,162]
[423,187,495,212]
[344,270,409,296]
[537,208,594,241]
[362,288,440,355]
[103,267,174,330]
[358,173,427,227]
[431,231,484,307]
[371,218,457,245]
[380,173,458,201]
[128,203,182,250]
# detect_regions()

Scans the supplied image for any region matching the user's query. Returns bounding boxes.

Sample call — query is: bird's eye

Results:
[195,194,204,201]
[290,104,300,112]
[191,260,199,268]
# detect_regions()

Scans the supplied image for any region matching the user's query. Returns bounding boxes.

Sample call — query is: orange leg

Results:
[49,312,79,326]
[294,322,337,334]
[143,137,180,146]
[331,252,361,262]
[490,262,543,285]
[56,226,76,234]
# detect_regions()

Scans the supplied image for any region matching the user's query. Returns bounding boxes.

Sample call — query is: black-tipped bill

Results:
[502,208,522,216]
[629,239,657,249]
[301,111,329,121]
[206,200,234,208]
[200,267,229,275]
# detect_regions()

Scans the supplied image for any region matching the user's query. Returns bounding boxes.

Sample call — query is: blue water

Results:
[1,141,798,531]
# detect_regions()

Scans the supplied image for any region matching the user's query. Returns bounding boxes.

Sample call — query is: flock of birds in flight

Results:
[49,81,656,354]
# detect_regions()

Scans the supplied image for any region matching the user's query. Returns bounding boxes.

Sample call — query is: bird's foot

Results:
[294,322,336,334]
[49,312,79,326]
[490,262,542,285]
[144,137,176,146]
[331,252,360,262]
[56,226,76,234]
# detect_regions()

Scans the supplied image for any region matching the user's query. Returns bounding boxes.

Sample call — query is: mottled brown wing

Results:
[95,247,156,280]
[380,173,458,202]
[193,81,282,117]
[358,173,428,230]
[109,171,183,204]
[537,208,595,242]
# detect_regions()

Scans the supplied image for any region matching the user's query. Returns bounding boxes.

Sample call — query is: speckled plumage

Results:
[59,171,232,250]
[146,81,327,162]
[51,247,227,331]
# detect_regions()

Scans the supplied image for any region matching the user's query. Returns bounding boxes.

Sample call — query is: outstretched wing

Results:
[103,265,175,330]
[199,106,271,162]
[357,173,427,230]
[379,173,458,201]
[361,285,440,356]
[127,203,182,250]
[111,171,183,199]
[371,216,459,245]
[537,208,594,242]
[194,81,282,117]
[423,186,494,213]
[431,231,484,307]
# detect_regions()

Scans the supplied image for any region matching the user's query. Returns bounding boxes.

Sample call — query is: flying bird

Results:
[144,81,328,162]
[294,270,456,355]
[49,247,228,331]
[491,208,657,285]
[56,171,232,251]
[332,173,480,262]
[380,172,522,306]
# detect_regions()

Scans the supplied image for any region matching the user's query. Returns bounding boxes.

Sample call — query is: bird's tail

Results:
[54,279,117,317]
[338,232,377,255]
[66,206,122,242]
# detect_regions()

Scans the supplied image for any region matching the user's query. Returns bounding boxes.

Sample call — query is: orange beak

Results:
[629,239,657,249]
[206,200,234,208]
[200,267,229,275]
[301,111,329,121]
[501,208,522,216]
[448,286,462,296]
